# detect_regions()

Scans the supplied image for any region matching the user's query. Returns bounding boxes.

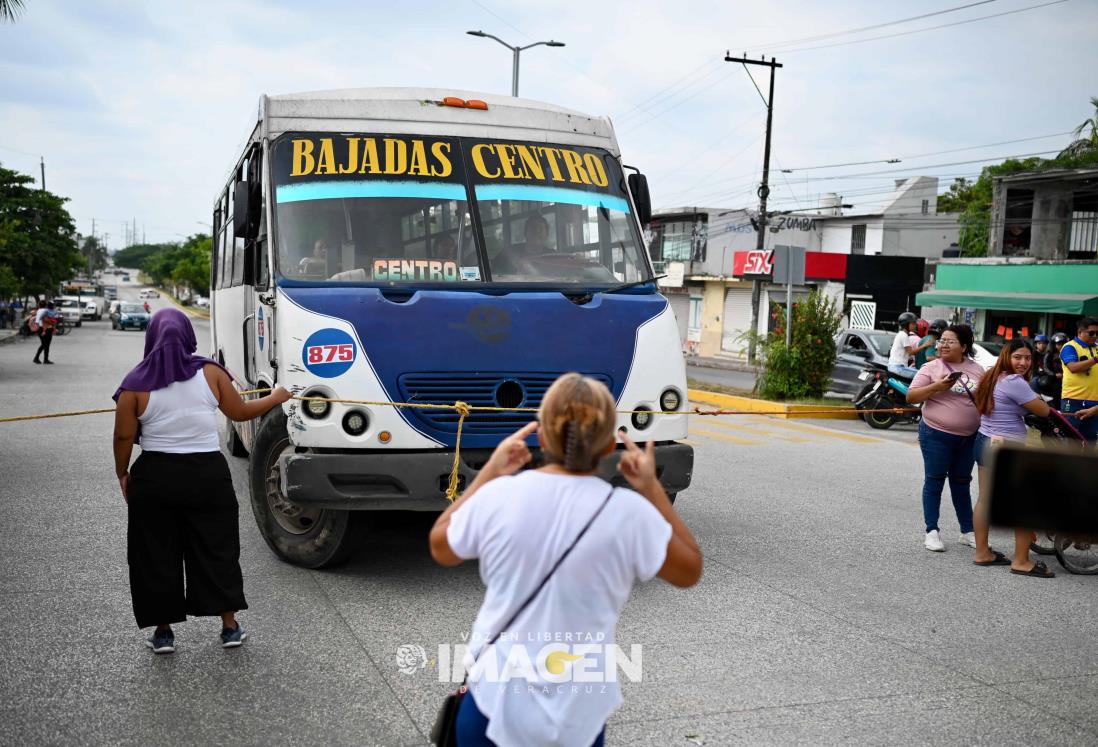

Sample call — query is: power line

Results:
[614,59,722,121]
[740,0,1000,54]
[775,0,1070,55]
[798,150,1062,181]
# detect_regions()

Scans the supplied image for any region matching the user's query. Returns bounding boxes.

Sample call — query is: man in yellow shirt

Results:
[1060,316,1098,443]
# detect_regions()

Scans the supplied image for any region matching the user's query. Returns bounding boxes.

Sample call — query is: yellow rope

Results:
[446,402,472,502]
[0,391,915,503]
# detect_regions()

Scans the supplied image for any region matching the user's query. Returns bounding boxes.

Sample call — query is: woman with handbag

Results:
[429,373,703,746]
[906,325,985,553]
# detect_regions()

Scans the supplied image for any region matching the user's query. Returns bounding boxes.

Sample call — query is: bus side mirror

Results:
[628,173,652,227]
[233,181,259,240]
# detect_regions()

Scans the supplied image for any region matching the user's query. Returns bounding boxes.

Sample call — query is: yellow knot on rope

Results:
[445,401,473,503]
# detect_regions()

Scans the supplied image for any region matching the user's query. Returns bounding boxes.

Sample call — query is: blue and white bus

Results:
[210,88,692,567]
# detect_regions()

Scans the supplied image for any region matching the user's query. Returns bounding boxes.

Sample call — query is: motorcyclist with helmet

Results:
[889,312,928,377]
[1044,332,1068,410]
[915,319,948,369]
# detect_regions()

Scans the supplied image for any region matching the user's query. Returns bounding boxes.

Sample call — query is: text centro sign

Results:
[302,328,357,378]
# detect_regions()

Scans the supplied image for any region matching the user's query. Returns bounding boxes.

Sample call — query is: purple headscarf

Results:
[113,307,231,401]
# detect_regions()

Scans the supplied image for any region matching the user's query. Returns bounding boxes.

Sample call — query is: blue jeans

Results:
[1061,399,1098,445]
[456,692,605,746]
[889,363,918,378]
[917,421,975,534]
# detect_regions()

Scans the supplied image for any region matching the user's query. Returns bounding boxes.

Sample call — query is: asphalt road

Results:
[1,284,1096,745]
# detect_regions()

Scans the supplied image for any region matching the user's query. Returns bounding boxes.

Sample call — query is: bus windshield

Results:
[271,133,650,286]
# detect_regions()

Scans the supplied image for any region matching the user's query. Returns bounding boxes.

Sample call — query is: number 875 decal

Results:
[307,344,353,363]
[301,328,357,378]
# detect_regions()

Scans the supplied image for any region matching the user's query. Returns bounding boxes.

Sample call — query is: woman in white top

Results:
[429,373,703,746]
[113,308,290,654]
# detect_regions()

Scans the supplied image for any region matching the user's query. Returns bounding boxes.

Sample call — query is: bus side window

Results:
[220,189,232,289]
[211,208,221,290]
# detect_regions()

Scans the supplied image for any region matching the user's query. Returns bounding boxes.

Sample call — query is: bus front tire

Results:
[249,408,353,569]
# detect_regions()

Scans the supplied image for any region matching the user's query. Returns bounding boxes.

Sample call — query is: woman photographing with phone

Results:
[906,325,984,553]
[970,339,1054,577]
[429,373,702,747]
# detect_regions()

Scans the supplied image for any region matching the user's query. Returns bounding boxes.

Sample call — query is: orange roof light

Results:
[439,97,489,110]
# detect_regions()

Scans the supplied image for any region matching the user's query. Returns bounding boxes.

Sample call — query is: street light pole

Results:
[467,31,565,97]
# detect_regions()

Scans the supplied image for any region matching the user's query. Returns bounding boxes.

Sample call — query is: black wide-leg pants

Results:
[127,450,248,629]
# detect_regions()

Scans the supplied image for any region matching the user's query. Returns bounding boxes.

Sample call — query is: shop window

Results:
[688,297,702,331]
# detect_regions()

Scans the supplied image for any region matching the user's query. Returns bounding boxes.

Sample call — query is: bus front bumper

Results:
[278,442,694,510]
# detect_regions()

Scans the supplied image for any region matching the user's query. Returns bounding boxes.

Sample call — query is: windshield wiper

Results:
[569,275,665,305]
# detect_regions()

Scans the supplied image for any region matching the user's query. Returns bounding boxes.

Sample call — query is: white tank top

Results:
[138,370,221,453]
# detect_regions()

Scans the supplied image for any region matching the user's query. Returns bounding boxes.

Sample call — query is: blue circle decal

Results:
[302,328,357,378]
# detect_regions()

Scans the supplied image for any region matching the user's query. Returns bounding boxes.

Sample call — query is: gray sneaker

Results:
[145,629,175,654]
[220,625,248,648]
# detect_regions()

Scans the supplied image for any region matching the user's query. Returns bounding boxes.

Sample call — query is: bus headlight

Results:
[302,391,331,419]
[342,410,368,436]
[660,388,682,412]
[631,407,652,430]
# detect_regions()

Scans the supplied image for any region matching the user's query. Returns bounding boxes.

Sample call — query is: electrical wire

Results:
[736,0,1001,54]
[773,0,1070,56]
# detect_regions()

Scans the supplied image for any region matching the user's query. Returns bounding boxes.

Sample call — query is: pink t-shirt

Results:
[912,357,984,436]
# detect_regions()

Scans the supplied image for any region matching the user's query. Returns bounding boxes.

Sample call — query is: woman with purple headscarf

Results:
[113,308,291,654]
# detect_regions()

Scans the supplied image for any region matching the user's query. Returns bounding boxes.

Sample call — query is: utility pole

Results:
[724,52,782,364]
[40,157,45,191]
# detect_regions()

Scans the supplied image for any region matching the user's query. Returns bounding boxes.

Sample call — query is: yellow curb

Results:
[687,389,859,420]
[160,291,210,319]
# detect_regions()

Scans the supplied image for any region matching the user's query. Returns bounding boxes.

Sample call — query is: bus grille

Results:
[397,372,613,435]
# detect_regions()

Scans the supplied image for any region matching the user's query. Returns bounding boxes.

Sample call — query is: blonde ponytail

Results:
[539,373,617,473]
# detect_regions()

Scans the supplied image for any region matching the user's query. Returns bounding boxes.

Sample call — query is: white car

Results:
[970,343,997,370]
[82,300,100,321]
[55,297,83,326]
[139,289,160,299]
[194,296,210,308]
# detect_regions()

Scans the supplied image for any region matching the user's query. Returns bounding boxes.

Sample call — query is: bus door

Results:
[227,146,271,448]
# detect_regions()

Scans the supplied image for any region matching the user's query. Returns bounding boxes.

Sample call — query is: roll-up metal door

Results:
[667,294,690,345]
[721,287,752,353]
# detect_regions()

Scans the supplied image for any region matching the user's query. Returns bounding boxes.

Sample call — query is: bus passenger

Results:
[429,373,702,747]
[113,308,291,654]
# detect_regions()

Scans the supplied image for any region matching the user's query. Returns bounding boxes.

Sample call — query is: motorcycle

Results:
[853,362,920,430]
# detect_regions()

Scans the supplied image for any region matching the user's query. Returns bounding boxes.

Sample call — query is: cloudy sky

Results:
[1,0,1095,246]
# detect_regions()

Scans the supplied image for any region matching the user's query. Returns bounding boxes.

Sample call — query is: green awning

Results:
[916,289,1098,315]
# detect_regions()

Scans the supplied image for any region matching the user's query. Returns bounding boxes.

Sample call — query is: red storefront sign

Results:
[732,250,846,281]
[732,250,774,276]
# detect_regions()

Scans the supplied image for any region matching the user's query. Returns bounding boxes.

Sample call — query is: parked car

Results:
[139,289,160,299]
[194,295,209,308]
[111,302,150,331]
[829,329,896,397]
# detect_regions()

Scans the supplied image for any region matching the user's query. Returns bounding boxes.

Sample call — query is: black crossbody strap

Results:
[941,361,978,406]
[472,484,615,663]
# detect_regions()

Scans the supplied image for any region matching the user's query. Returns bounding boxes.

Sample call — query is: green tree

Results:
[1060,95,1098,158]
[755,290,843,400]
[0,0,25,23]
[80,235,108,274]
[0,165,82,297]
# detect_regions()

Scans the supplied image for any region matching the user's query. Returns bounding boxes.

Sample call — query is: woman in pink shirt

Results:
[906,325,985,553]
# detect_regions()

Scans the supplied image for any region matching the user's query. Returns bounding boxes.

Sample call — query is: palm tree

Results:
[0,0,25,23]
[1060,96,1098,159]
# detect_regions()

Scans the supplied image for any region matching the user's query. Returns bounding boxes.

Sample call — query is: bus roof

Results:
[254,87,620,154]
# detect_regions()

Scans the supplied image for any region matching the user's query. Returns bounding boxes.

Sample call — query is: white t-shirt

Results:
[889,330,912,367]
[447,471,672,747]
